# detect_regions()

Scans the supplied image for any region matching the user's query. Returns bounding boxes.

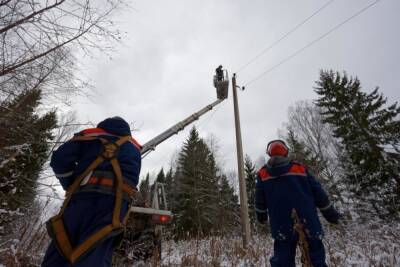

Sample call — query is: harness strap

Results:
[49,216,73,259]
[47,134,136,264]
[111,158,123,228]
[70,224,115,263]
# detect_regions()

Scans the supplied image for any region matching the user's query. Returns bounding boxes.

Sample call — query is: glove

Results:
[321,206,340,224]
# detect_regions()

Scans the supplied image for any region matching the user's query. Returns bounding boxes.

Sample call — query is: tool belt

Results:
[46,135,137,264]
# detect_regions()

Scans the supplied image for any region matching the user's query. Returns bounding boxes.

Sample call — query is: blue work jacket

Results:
[255,156,339,240]
[49,117,141,250]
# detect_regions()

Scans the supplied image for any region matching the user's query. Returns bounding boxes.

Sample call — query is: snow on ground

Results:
[1,219,399,266]
[157,221,400,267]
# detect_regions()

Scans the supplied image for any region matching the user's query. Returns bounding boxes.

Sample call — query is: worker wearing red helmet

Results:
[255,140,339,267]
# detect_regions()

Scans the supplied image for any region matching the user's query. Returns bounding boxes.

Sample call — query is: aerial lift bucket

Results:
[213,68,229,99]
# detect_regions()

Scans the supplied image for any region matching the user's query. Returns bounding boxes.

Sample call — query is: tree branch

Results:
[0,25,91,77]
[0,0,66,35]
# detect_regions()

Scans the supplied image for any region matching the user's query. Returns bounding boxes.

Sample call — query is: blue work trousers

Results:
[41,193,128,267]
[270,238,327,267]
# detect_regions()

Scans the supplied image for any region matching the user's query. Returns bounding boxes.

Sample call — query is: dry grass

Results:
[1,219,399,266]
[154,221,400,267]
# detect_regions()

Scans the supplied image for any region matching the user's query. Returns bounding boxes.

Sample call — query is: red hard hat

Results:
[266,140,289,157]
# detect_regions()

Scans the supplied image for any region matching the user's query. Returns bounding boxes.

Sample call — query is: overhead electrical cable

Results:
[235,0,336,74]
[244,0,383,87]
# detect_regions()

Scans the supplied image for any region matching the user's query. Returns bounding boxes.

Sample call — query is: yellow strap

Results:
[51,217,73,258]
[114,135,132,146]
[111,158,123,228]
[106,136,131,227]
[69,224,115,264]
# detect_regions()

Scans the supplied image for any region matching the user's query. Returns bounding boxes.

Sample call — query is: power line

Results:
[244,0,383,87]
[235,0,336,74]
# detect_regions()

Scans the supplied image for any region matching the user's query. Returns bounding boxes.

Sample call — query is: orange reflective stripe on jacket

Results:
[259,162,307,181]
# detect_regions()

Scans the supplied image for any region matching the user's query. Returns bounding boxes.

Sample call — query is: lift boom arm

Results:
[141,98,224,156]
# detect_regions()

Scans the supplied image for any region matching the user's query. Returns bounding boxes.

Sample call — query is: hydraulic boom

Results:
[141,99,224,157]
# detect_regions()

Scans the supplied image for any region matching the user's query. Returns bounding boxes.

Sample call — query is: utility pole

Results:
[232,73,251,248]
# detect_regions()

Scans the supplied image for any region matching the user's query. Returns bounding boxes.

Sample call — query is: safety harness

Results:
[46,134,138,264]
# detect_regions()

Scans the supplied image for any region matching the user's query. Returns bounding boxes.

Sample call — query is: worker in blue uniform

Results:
[255,140,339,267]
[42,116,141,267]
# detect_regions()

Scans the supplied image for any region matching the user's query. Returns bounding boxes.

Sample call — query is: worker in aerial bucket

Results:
[42,116,141,267]
[215,65,224,81]
[255,140,339,267]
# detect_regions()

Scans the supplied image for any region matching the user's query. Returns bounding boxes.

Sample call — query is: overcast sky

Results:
[71,0,400,180]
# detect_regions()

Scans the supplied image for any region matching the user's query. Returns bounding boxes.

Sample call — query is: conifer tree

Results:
[164,167,175,210]
[315,70,400,216]
[0,89,56,235]
[173,127,223,238]
[138,173,151,204]
[155,168,165,184]
[149,168,166,204]
[217,174,240,235]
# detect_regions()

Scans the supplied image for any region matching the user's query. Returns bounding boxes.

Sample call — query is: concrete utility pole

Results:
[232,73,251,248]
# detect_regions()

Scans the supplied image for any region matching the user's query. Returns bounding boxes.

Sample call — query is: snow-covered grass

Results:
[1,219,399,266]
[155,221,400,267]
[159,236,270,267]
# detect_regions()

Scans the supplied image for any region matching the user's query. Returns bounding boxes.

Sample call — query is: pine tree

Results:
[315,70,400,216]
[244,155,257,230]
[164,167,174,210]
[155,168,165,184]
[173,127,221,238]
[138,173,151,204]
[0,89,57,236]
[217,174,239,235]
[150,168,166,204]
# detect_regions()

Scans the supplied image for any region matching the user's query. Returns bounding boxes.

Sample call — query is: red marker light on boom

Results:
[152,214,171,224]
